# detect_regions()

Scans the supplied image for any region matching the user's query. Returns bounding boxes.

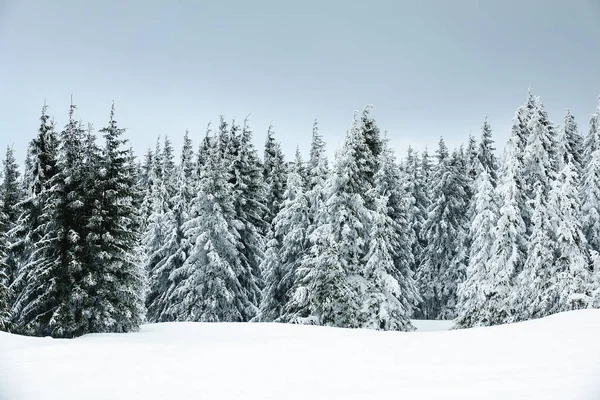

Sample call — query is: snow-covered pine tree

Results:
[307,119,327,190]
[484,133,527,326]
[465,134,478,183]
[562,109,583,173]
[417,138,470,319]
[162,136,177,208]
[478,118,498,185]
[146,133,195,322]
[455,118,500,328]
[15,101,88,337]
[581,101,600,256]
[10,104,59,334]
[359,137,419,331]
[522,95,557,233]
[232,119,268,291]
[305,119,329,229]
[46,101,93,337]
[518,183,557,321]
[0,146,23,290]
[548,159,592,312]
[582,97,600,167]
[263,125,287,229]
[403,146,428,273]
[455,166,498,328]
[290,113,372,327]
[143,139,174,316]
[165,136,259,322]
[180,130,196,205]
[80,103,145,333]
[359,105,382,190]
[196,124,213,179]
[0,256,9,331]
[138,148,155,232]
[260,167,310,322]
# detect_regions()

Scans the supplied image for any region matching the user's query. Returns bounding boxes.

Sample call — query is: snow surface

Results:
[1,310,599,400]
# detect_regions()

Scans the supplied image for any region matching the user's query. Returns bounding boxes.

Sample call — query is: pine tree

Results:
[14,101,88,337]
[138,148,155,232]
[518,184,556,321]
[165,139,259,322]
[308,119,327,188]
[180,130,196,205]
[465,134,478,183]
[548,160,592,311]
[10,104,59,334]
[582,98,600,167]
[305,119,329,229]
[0,259,9,331]
[417,138,470,319]
[260,169,310,322]
[162,136,177,207]
[359,105,382,190]
[143,138,173,316]
[455,167,498,328]
[581,102,600,256]
[478,117,498,185]
[359,138,419,331]
[403,146,428,273]
[232,119,268,291]
[146,155,192,322]
[562,110,583,173]
[0,146,23,289]
[45,101,90,337]
[82,103,145,332]
[291,114,371,327]
[485,134,527,325]
[263,125,287,228]
[522,95,557,233]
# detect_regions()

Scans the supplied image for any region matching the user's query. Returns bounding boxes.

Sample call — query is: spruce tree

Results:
[404,146,429,275]
[83,103,145,332]
[143,139,173,316]
[548,160,592,311]
[485,134,527,325]
[305,119,329,229]
[263,125,287,228]
[562,109,583,173]
[15,101,88,337]
[230,119,267,294]
[0,259,9,331]
[478,117,498,185]
[292,114,371,327]
[359,105,382,190]
[582,98,600,167]
[465,134,478,183]
[518,184,556,321]
[417,139,470,319]
[10,104,59,334]
[0,146,23,289]
[146,157,192,322]
[455,167,498,328]
[359,138,419,331]
[260,169,310,322]
[165,138,259,322]
[522,95,557,233]
[581,103,600,256]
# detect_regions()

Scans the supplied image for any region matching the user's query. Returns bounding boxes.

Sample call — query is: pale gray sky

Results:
[1,0,600,164]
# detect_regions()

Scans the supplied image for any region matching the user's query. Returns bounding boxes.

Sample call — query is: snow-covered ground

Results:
[1,310,599,400]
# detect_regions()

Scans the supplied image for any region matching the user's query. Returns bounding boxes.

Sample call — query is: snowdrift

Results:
[1,310,599,400]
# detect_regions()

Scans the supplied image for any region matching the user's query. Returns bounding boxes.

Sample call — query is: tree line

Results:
[0,90,599,337]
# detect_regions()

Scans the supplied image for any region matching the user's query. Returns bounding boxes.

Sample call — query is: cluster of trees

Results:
[0,91,599,337]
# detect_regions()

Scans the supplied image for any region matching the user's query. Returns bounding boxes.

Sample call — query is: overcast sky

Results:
[1,0,600,164]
